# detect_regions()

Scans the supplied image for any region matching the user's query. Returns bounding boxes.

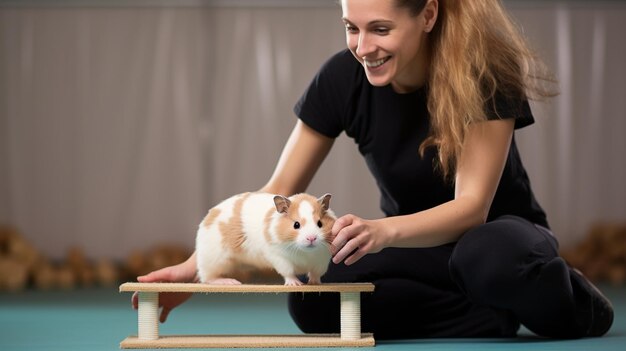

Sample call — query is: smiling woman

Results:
[341,0,434,92]
[134,0,614,341]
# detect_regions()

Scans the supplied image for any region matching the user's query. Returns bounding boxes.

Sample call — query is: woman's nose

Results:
[355,33,375,58]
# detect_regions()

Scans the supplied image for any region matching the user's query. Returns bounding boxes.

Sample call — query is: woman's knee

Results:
[449,216,549,304]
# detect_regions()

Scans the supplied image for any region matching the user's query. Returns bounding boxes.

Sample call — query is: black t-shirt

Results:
[294,49,549,228]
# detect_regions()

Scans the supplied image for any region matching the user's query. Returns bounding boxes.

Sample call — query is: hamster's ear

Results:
[317,193,332,212]
[273,195,291,213]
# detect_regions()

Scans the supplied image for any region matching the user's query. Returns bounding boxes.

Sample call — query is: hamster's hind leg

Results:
[306,262,329,285]
[196,252,238,284]
[307,272,322,285]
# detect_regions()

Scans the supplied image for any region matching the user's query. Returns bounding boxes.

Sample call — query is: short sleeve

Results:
[485,91,535,130]
[293,50,358,138]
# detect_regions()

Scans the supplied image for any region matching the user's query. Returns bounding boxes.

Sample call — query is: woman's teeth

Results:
[365,57,389,68]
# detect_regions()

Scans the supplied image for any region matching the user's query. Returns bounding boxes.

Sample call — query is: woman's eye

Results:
[294,222,301,229]
[374,27,389,35]
[345,25,358,33]
[317,220,323,228]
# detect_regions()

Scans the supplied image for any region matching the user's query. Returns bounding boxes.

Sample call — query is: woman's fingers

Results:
[331,214,379,265]
[332,220,367,264]
[131,291,139,309]
[343,247,367,266]
[333,234,361,264]
[160,307,171,323]
[331,215,356,249]
[137,267,171,282]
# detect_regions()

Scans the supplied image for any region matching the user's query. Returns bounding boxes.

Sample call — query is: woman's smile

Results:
[364,56,391,69]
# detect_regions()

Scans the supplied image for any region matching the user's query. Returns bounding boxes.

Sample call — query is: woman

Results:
[133,0,613,339]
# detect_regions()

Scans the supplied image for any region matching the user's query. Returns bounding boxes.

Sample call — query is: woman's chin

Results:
[365,75,391,87]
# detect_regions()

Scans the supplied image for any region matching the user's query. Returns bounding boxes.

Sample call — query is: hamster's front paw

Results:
[284,277,304,286]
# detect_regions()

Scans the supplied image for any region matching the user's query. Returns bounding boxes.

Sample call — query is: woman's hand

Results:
[131,254,198,323]
[330,214,391,265]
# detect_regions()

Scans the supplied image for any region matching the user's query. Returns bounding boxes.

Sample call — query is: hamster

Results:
[195,192,336,286]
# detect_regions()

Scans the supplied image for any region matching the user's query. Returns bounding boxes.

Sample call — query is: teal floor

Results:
[0,285,624,351]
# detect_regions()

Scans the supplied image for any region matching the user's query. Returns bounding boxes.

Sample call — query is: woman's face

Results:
[341,0,433,93]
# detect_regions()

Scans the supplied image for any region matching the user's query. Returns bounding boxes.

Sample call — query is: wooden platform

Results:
[119,282,375,294]
[120,282,376,348]
[120,334,375,348]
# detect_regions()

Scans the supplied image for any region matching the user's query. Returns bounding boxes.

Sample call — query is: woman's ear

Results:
[423,0,439,33]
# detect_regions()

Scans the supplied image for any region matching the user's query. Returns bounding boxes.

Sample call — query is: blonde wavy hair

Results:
[397,0,558,180]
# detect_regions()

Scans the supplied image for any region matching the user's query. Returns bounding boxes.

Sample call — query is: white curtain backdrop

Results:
[1,1,625,260]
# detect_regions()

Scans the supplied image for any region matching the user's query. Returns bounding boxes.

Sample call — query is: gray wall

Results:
[1,0,625,260]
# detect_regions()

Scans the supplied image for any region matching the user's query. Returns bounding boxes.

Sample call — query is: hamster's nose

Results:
[306,235,317,244]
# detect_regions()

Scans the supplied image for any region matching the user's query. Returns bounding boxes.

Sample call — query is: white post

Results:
[339,292,361,340]
[137,292,159,340]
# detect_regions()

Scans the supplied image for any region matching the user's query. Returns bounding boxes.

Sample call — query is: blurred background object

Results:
[0,223,195,291]
[561,222,626,286]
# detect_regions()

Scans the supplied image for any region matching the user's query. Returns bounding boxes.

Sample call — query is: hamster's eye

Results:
[294,222,300,229]
[317,220,323,228]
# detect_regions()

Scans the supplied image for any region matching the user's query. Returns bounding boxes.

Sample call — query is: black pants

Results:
[288,215,582,339]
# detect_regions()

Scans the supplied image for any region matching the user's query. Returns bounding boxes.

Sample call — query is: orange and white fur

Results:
[195,192,336,286]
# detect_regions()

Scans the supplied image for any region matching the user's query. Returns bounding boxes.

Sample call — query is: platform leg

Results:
[339,292,361,340]
[137,292,159,340]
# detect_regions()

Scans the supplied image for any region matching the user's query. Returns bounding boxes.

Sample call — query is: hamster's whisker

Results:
[285,242,299,255]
